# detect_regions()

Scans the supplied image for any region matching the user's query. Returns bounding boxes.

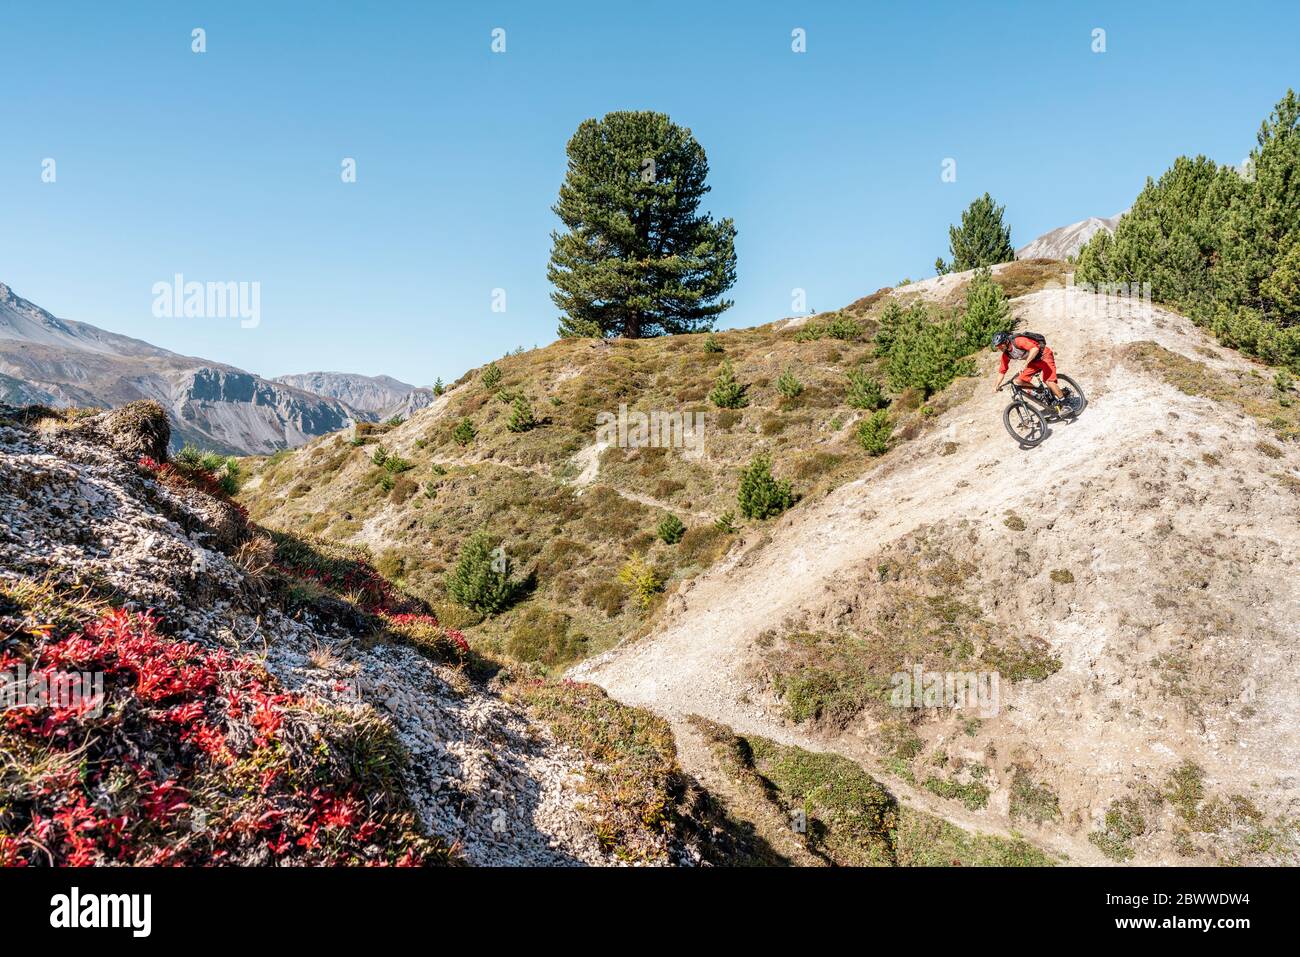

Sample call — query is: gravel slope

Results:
[571,283,1300,865]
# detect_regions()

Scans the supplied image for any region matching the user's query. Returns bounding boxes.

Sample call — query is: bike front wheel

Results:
[1004,400,1047,447]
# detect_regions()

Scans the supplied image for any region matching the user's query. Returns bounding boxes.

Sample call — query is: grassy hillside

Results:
[239,260,1070,670]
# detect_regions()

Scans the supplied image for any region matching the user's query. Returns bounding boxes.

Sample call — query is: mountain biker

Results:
[991,331,1067,411]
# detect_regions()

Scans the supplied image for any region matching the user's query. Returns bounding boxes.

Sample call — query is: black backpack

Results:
[1016,331,1047,350]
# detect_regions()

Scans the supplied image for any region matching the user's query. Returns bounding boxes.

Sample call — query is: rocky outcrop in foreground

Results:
[0,403,634,866]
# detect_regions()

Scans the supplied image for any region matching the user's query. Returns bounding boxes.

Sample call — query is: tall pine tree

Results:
[935,193,1016,275]
[548,111,738,339]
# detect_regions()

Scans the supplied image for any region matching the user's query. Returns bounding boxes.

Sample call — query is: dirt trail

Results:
[571,283,1300,864]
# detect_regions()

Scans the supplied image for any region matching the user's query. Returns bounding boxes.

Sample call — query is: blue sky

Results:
[1,1,1295,387]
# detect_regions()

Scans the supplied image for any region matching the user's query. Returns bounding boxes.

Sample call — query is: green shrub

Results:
[432,377,446,396]
[481,363,503,389]
[384,415,405,427]
[714,510,738,533]
[657,513,686,544]
[383,454,413,473]
[446,532,518,613]
[873,300,923,358]
[845,368,887,410]
[453,418,477,447]
[881,306,975,398]
[175,444,204,468]
[617,554,663,608]
[793,312,861,342]
[737,454,795,520]
[824,312,862,340]
[704,333,724,353]
[776,368,803,399]
[857,410,892,456]
[175,443,241,495]
[506,607,588,667]
[371,444,389,467]
[506,395,537,433]
[375,550,406,580]
[1277,369,1295,406]
[709,360,748,409]
[957,267,1013,352]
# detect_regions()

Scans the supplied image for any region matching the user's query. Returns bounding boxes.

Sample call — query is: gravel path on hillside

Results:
[570,284,1300,865]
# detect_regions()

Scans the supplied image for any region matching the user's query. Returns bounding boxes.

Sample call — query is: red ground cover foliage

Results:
[0,603,448,867]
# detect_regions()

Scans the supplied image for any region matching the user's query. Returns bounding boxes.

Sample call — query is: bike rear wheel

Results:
[1054,374,1087,417]
[1004,400,1047,447]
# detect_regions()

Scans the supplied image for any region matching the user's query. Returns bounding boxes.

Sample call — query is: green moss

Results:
[747,738,897,866]
[894,810,1054,866]
[692,720,1052,867]
[504,606,589,668]
[1164,760,1206,822]
[1009,766,1062,825]
[923,775,990,810]
[1088,797,1148,861]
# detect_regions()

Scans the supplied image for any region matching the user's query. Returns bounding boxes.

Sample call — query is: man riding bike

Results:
[991,331,1068,413]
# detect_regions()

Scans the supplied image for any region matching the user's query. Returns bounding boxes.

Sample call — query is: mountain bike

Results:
[999,373,1086,447]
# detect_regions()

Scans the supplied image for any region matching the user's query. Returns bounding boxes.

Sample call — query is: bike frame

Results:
[1001,375,1051,406]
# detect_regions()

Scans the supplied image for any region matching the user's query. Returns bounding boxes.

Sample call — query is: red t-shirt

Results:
[999,335,1046,374]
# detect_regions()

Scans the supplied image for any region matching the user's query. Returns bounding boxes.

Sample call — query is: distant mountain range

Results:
[272,371,436,424]
[1015,213,1125,261]
[0,282,429,455]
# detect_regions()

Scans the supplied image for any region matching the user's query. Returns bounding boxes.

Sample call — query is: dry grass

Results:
[687,716,1054,866]
[1124,341,1300,441]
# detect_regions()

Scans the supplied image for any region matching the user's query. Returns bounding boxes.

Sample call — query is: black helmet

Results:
[990,331,1012,349]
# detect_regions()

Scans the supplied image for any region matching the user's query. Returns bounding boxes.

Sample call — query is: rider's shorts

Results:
[1015,348,1057,384]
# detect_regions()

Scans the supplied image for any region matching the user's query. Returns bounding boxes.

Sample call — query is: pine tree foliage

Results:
[506,395,537,433]
[453,418,477,446]
[958,267,1014,351]
[857,410,893,456]
[446,532,517,613]
[776,368,803,398]
[845,367,887,410]
[737,454,795,520]
[1076,90,1300,371]
[548,111,738,339]
[709,360,749,408]
[936,193,1015,275]
[656,513,686,544]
